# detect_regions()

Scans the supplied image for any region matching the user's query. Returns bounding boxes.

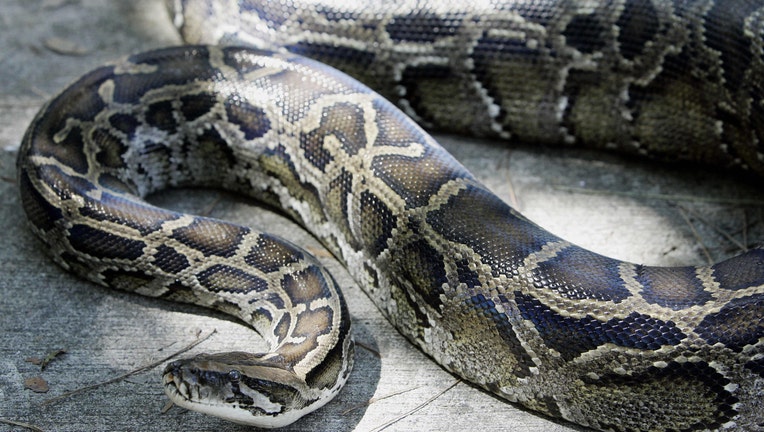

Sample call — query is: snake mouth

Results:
[163,360,220,407]
[161,361,310,428]
[162,362,195,403]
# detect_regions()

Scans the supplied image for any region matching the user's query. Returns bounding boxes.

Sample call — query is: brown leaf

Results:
[43,37,88,56]
[24,376,50,393]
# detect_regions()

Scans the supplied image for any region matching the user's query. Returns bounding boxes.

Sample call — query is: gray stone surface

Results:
[1,1,762,431]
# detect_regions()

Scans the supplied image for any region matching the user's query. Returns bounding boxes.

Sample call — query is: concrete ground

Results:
[1,1,762,431]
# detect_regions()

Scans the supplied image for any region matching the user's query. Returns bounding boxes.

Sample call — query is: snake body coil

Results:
[16,1,764,431]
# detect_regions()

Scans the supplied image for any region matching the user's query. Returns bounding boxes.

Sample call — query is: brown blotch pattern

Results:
[244,234,303,273]
[636,266,713,310]
[282,266,333,304]
[276,306,334,365]
[152,244,191,273]
[712,249,764,291]
[173,218,248,257]
[372,145,465,209]
[18,169,63,231]
[92,127,128,168]
[359,190,395,256]
[273,314,292,343]
[196,264,268,294]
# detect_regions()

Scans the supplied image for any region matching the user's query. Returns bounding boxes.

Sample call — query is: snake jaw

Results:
[162,354,321,428]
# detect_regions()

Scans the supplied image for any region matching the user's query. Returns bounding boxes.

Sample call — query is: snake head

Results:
[163,352,320,428]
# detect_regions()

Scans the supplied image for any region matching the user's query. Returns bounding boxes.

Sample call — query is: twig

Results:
[355,340,381,358]
[502,152,519,209]
[742,209,748,252]
[161,400,175,414]
[199,194,224,217]
[678,204,747,252]
[41,329,217,406]
[676,207,713,265]
[0,418,45,432]
[554,186,764,206]
[368,380,461,432]
[341,386,421,415]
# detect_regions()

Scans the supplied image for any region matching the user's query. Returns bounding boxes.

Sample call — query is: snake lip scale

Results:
[16,1,764,431]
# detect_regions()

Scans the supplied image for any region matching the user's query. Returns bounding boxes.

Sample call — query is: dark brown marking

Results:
[173,218,248,257]
[372,98,428,147]
[180,93,217,121]
[532,246,630,303]
[68,224,145,260]
[92,127,128,168]
[196,264,268,294]
[426,184,556,277]
[273,314,291,343]
[109,113,140,138]
[281,266,332,305]
[31,125,90,174]
[96,173,136,194]
[516,292,686,360]
[244,234,303,273]
[372,145,466,209]
[385,13,462,43]
[359,190,395,256]
[276,306,334,365]
[712,248,764,291]
[636,266,713,310]
[615,0,659,60]
[391,238,448,311]
[194,126,237,169]
[36,164,95,201]
[114,47,219,103]
[152,244,190,273]
[145,100,178,133]
[224,95,271,140]
[563,14,606,54]
[17,169,63,232]
[259,144,326,225]
[695,294,764,352]
[299,101,370,171]
[325,168,356,248]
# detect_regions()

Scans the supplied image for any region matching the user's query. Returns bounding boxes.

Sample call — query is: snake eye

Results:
[228,369,241,382]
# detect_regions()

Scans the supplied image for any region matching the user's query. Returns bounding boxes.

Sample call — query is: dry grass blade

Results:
[41,329,217,406]
[676,206,713,265]
[678,204,748,252]
[368,380,461,432]
[0,418,45,432]
[554,186,764,206]
[342,386,421,415]
[355,340,381,358]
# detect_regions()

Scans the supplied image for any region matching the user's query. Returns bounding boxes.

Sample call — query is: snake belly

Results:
[16,3,764,432]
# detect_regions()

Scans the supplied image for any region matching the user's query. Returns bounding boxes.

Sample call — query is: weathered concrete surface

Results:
[1,1,762,431]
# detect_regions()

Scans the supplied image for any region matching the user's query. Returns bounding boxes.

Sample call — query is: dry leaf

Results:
[43,37,88,56]
[24,376,50,393]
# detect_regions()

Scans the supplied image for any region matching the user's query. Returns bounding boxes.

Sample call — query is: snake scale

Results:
[15,0,764,431]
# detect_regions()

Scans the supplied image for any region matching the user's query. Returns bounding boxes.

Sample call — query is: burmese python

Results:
[15,1,764,431]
